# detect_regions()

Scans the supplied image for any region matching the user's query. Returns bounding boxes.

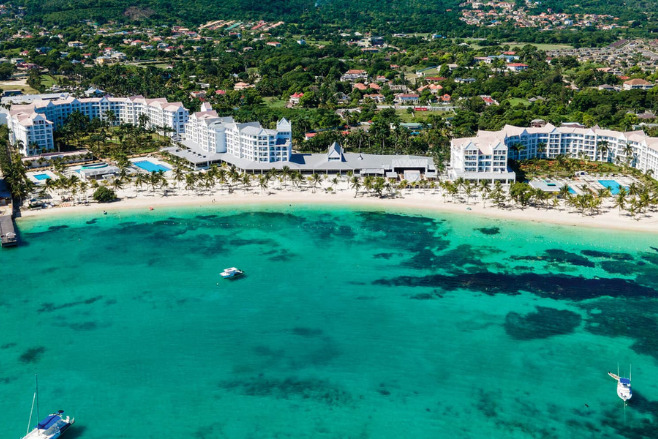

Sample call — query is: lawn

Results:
[507,98,531,107]
[396,109,436,123]
[40,75,60,89]
[0,81,39,94]
[263,97,288,108]
[507,42,574,51]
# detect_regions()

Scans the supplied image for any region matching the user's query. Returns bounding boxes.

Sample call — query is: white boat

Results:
[220,267,243,279]
[22,376,74,439]
[23,411,75,439]
[608,366,632,402]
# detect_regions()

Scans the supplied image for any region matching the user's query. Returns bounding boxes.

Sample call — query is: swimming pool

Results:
[33,173,51,181]
[133,160,171,173]
[598,180,628,195]
[568,186,576,194]
[82,163,108,169]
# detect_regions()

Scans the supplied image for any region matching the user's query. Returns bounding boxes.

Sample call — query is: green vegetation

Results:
[92,186,117,203]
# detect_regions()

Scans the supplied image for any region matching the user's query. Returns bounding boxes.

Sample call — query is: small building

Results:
[289,92,304,106]
[506,63,529,72]
[623,79,654,91]
[394,94,420,105]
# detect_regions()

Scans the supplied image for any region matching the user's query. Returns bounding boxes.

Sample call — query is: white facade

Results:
[5,112,54,155]
[2,96,189,156]
[183,106,292,163]
[450,123,658,181]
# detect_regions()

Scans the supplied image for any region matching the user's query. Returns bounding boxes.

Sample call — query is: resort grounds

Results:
[20,157,658,233]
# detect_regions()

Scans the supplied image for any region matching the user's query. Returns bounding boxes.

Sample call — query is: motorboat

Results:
[220,267,243,279]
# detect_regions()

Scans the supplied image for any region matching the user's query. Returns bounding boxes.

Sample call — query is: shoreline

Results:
[16,188,658,233]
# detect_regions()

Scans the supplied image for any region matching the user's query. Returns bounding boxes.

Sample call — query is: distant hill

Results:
[11,0,658,33]
[13,0,463,32]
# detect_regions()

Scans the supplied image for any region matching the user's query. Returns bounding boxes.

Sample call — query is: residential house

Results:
[623,79,654,90]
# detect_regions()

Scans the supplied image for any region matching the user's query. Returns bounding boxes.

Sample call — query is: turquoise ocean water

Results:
[1,205,658,438]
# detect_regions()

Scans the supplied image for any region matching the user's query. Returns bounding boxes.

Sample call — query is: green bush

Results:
[92,186,117,203]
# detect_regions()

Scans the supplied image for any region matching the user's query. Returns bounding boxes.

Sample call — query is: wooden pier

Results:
[0,213,17,247]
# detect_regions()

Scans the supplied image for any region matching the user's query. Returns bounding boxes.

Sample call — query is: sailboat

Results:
[21,376,74,439]
[608,365,632,402]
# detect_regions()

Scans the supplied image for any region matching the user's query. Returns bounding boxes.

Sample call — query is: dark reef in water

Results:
[219,376,353,405]
[581,299,658,359]
[580,250,634,261]
[19,346,46,363]
[504,307,582,340]
[38,295,104,313]
[374,271,658,300]
[267,249,295,262]
[62,321,99,331]
[512,249,594,268]
[291,327,324,337]
[475,227,500,235]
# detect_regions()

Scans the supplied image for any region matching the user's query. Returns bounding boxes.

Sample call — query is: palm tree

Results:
[363,175,374,196]
[134,173,147,192]
[138,113,150,130]
[478,180,490,206]
[79,180,89,203]
[280,165,291,188]
[310,173,323,193]
[623,145,634,167]
[258,175,269,194]
[148,171,161,194]
[185,173,197,194]
[112,177,124,196]
[241,173,251,191]
[172,166,186,191]
[596,141,610,162]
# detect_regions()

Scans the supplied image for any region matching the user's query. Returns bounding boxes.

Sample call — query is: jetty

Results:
[0,177,17,247]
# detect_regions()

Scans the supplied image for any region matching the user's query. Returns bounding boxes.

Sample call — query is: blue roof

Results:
[620,378,631,385]
[38,414,62,429]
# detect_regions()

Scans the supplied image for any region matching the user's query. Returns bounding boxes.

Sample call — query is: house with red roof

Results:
[506,63,529,72]
[289,92,304,105]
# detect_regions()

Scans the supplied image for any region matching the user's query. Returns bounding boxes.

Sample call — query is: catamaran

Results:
[21,376,74,439]
[608,365,632,402]
[220,267,243,279]
[22,411,75,439]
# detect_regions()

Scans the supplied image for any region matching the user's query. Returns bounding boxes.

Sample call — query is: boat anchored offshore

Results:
[608,365,632,402]
[220,267,243,279]
[22,376,74,439]
[23,411,75,439]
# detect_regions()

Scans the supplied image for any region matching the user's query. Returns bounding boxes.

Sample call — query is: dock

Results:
[0,212,17,247]
[0,176,17,247]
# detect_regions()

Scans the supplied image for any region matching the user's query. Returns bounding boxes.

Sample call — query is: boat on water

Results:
[23,411,74,439]
[220,267,243,279]
[21,376,74,439]
[608,366,632,402]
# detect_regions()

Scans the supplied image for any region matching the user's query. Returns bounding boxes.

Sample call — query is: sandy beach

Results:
[17,182,658,233]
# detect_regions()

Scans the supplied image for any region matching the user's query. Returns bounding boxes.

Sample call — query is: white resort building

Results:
[182,103,292,163]
[1,96,189,155]
[450,123,658,183]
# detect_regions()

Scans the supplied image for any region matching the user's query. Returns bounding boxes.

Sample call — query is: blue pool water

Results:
[598,180,628,195]
[133,160,171,173]
[568,186,576,194]
[33,174,51,181]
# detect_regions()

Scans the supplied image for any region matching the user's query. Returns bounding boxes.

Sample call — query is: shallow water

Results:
[1,205,657,438]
